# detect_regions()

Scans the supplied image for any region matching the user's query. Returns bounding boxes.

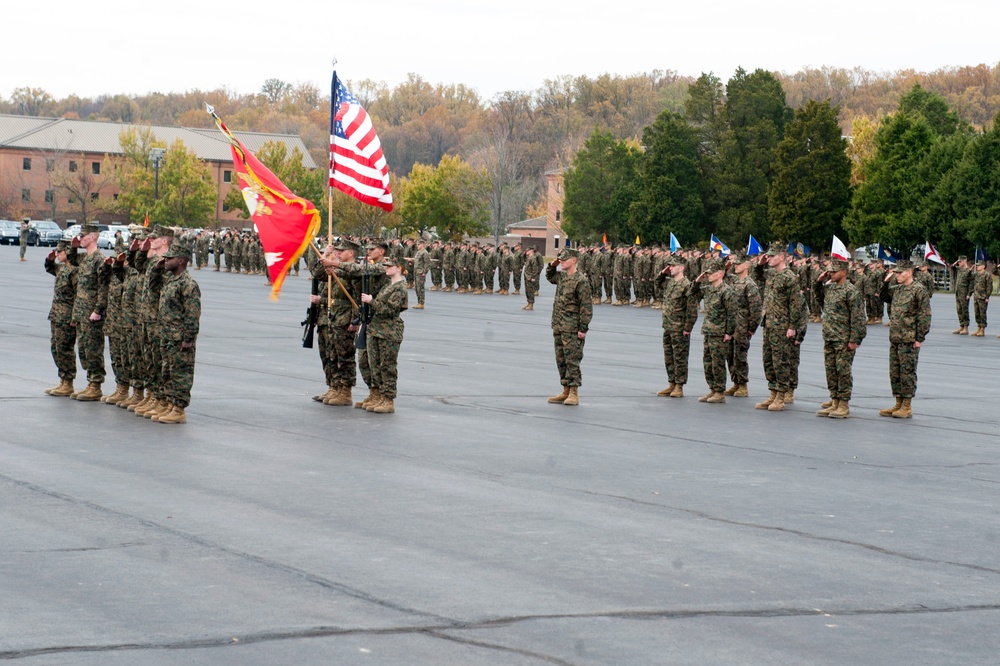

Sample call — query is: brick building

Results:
[0,114,316,228]
[505,168,569,258]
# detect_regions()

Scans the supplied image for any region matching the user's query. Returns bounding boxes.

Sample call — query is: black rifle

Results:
[355,246,371,350]
[301,275,320,348]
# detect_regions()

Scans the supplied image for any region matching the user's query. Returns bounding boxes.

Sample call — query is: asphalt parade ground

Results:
[2,246,1000,665]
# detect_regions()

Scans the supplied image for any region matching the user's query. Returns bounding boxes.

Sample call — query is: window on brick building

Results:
[69,161,77,172]
[45,190,54,203]
[92,162,100,175]
[556,210,561,221]
[23,158,31,171]
[46,159,55,172]
[91,193,99,201]
[22,189,31,202]
[223,170,232,183]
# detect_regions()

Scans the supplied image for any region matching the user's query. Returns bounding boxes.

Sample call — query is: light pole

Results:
[150,148,166,199]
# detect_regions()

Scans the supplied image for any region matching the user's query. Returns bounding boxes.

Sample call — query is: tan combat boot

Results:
[326,386,353,406]
[767,393,786,411]
[958,326,969,335]
[46,379,74,397]
[313,387,334,403]
[952,326,963,334]
[563,387,579,406]
[706,392,726,403]
[522,303,534,311]
[755,390,777,410]
[104,383,128,405]
[829,400,850,419]
[119,388,140,408]
[879,397,903,417]
[513,290,520,295]
[364,390,384,412]
[412,303,425,309]
[592,297,600,305]
[816,398,838,417]
[669,384,684,398]
[657,382,676,397]
[973,326,985,337]
[603,297,612,304]
[724,385,737,396]
[373,397,395,413]
[149,400,172,421]
[159,406,187,424]
[698,392,714,402]
[75,383,103,402]
[152,404,176,422]
[355,390,374,409]
[733,384,749,398]
[892,398,913,418]
[129,390,151,412]
[548,387,570,403]
[783,389,795,404]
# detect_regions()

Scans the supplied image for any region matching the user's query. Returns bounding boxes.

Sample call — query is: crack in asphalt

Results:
[577,489,1000,576]
[4,604,1000,661]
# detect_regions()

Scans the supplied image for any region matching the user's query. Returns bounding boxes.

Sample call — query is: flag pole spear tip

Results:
[205,103,214,115]
[332,57,338,68]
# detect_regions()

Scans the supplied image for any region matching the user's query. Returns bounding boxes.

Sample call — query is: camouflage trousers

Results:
[662,330,691,385]
[125,323,145,389]
[889,342,920,398]
[512,269,522,291]
[357,347,372,389]
[524,278,539,305]
[141,321,164,395]
[955,293,970,327]
[761,327,795,393]
[498,271,511,292]
[443,268,455,289]
[553,331,585,387]
[726,336,751,386]
[603,275,613,300]
[431,267,443,288]
[107,327,128,386]
[161,340,196,408]
[703,335,731,393]
[823,341,857,400]
[789,339,802,390]
[50,321,77,380]
[75,319,106,385]
[415,273,427,305]
[589,274,603,300]
[614,276,630,302]
[214,251,222,269]
[867,295,883,320]
[20,242,27,259]
[367,335,401,399]
[809,291,822,318]
[974,296,988,327]
[319,323,357,389]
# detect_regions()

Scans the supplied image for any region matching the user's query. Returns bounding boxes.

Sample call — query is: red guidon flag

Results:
[208,105,320,300]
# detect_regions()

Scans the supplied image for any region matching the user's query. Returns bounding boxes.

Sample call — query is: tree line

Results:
[4,62,1000,251]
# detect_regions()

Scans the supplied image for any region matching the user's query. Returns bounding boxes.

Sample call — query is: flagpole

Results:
[327,59,339,310]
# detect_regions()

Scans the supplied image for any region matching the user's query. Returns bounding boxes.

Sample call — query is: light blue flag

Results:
[747,235,763,256]
[669,232,680,253]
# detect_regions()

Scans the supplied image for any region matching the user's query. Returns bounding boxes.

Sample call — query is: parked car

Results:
[0,220,19,245]
[27,220,64,247]
[97,225,131,250]
[62,224,82,240]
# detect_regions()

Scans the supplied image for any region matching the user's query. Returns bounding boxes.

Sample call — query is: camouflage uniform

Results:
[655,269,698,386]
[72,250,107,385]
[157,267,201,409]
[121,249,145,391]
[45,250,78,381]
[195,234,210,269]
[953,264,973,328]
[103,257,129,390]
[430,243,444,290]
[761,265,805,394]
[972,267,993,329]
[19,222,29,260]
[815,277,866,401]
[413,247,431,305]
[727,273,762,388]
[367,280,408,400]
[512,246,525,293]
[700,280,737,394]
[314,259,361,393]
[880,277,931,399]
[213,232,223,270]
[523,252,544,305]
[546,261,593,388]
[337,259,389,393]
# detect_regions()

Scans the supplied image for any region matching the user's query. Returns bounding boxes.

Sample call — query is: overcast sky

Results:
[6,0,998,103]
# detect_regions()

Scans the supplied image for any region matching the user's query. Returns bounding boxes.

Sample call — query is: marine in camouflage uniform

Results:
[698,258,737,402]
[814,259,867,418]
[195,232,210,270]
[497,244,513,294]
[546,248,592,405]
[864,260,886,324]
[213,231,223,271]
[600,246,614,304]
[43,241,78,396]
[632,248,651,308]
[363,257,409,414]
[970,262,993,336]
[725,254,762,397]
[332,243,390,409]
[411,242,431,307]
[878,260,931,418]
[153,241,202,424]
[133,226,174,417]
[71,225,107,400]
[511,243,525,294]
[654,255,698,397]
[313,240,362,406]
[522,247,543,310]
[117,233,147,407]
[951,257,973,334]
[429,241,444,291]
[613,247,630,305]
[100,249,130,404]
[19,219,29,261]
[755,245,805,412]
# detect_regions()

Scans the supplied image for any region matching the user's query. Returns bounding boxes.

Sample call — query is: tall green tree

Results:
[768,100,852,249]
[109,125,163,222]
[947,114,1000,259]
[628,111,705,245]
[150,139,217,227]
[561,127,640,244]
[399,154,489,239]
[707,68,792,243]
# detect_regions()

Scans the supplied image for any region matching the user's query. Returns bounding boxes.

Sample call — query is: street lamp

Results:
[150,148,166,199]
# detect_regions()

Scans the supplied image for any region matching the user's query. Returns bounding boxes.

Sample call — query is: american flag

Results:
[330,73,393,211]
